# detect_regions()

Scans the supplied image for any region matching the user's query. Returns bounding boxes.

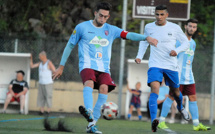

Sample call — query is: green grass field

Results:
[0,113,214,134]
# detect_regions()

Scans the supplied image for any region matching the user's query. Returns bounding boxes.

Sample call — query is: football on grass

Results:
[100,102,118,120]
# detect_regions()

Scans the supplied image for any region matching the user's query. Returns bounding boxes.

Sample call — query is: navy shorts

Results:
[130,102,141,108]
[147,67,180,88]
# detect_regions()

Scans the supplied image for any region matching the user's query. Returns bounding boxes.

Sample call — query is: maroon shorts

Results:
[7,92,20,102]
[179,84,196,96]
[80,68,116,92]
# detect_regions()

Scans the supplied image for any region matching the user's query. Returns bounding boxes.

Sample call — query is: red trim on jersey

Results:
[120,31,128,39]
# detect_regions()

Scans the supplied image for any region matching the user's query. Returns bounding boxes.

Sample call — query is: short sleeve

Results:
[9,80,14,85]
[24,81,29,89]
[68,24,82,46]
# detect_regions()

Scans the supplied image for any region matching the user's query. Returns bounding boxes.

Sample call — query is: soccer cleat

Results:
[86,125,102,134]
[151,119,159,132]
[158,121,169,129]
[193,123,211,131]
[79,105,94,122]
[180,108,190,121]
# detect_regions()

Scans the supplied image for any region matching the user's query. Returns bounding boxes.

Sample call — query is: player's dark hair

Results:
[16,70,25,76]
[96,2,112,12]
[155,5,168,11]
[186,18,198,25]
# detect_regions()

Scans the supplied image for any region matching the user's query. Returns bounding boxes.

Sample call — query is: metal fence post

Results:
[14,39,18,53]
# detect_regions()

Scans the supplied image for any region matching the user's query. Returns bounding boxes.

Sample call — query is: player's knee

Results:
[150,82,160,94]
[84,80,94,88]
[99,84,108,94]
[170,87,180,96]
[188,95,197,101]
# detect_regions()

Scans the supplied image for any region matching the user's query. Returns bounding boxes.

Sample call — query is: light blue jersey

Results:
[176,39,196,84]
[69,20,123,74]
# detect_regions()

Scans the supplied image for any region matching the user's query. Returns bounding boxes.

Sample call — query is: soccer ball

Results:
[100,102,118,120]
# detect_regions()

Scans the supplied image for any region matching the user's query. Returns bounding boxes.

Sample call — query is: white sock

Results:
[20,109,23,112]
[88,120,96,127]
[159,116,166,122]
[193,119,199,126]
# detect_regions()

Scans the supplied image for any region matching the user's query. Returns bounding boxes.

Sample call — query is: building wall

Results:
[29,80,214,120]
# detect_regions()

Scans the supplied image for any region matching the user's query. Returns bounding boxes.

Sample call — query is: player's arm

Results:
[135,41,149,64]
[170,26,190,56]
[120,31,158,47]
[52,42,75,80]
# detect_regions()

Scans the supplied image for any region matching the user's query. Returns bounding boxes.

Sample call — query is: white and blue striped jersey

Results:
[69,20,123,74]
[176,39,196,84]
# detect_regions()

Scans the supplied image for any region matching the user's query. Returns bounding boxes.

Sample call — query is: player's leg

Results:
[3,93,13,112]
[147,67,163,132]
[184,84,211,131]
[92,84,108,122]
[169,101,177,123]
[149,81,159,121]
[158,95,174,129]
[79,69,96,122]
[128,104,134,119]
[19,95,25,114]
[164,70,190,121]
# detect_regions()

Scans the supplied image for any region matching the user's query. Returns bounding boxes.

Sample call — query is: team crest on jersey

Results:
[89,36,109,48]
[95,52,102,59]
[105,30,109,36]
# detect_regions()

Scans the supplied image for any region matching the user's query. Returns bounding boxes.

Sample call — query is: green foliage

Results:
[0,19,8,31]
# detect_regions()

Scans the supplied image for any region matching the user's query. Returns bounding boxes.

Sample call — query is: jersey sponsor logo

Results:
[186,60,191,65]
[105,30,109,36]
[88,31,95,34]
[185,48,194,56]
[95,51,102,59]
[89,36,109,48]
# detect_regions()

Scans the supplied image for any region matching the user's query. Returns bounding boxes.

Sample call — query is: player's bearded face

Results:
[94,9,110,27]
[185,22,197,36]
[155,10,168,26]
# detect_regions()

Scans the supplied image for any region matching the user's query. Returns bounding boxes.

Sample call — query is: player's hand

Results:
[170,50,177,56]
[146,36,158,47]
[135,58,141,64]
[52,65,64,80]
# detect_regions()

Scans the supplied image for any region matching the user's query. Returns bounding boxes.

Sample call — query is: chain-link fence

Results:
[0,35,213,94]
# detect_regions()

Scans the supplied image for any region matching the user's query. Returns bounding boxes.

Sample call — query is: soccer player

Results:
[135,5,190,132]
[52,2,158,134]
[157,19,211,131]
